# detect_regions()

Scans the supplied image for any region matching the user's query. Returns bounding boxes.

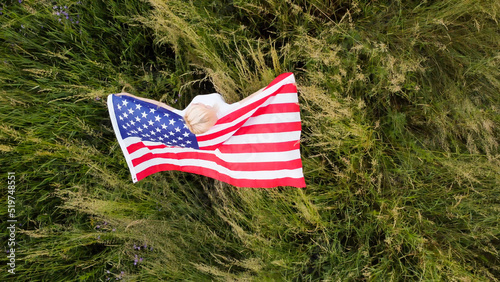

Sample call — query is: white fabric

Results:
[175,93,238,118]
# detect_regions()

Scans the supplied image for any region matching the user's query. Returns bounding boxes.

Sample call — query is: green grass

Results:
[1,0,499,280]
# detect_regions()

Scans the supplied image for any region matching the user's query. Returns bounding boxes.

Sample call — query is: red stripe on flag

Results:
[127,142,145,154]
[252,103,300,117]
[130,149,303,171]
[214,98,265,125]
[126,136,300,153]
[263,72,293,90]
[233,122,302,135]
[215,140,300,153]
[197,102,300,142]
[135,163,306,188]
[215,83,297,125]
[196,119,247,142]
[272,83,297,96]
[127,142,177,154]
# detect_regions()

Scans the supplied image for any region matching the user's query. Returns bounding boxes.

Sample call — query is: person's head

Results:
[183,103,218,134]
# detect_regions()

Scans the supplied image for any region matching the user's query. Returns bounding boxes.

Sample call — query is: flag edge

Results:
[107,94,139,183]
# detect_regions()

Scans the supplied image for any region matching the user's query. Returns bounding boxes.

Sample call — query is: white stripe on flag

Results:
[222,131,301,145]
[241,112,301,126]
[197,85,298,136]
[133,157,305,180]
[128,144,302,163]
[197,112,301,147]
[197,88,298,137]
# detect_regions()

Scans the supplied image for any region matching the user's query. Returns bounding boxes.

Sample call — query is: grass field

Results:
[1,0,499,280]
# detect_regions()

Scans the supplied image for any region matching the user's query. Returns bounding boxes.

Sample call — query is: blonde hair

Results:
[183,104,218,134]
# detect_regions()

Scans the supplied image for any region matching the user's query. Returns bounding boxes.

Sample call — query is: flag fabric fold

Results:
[107,72,306,188]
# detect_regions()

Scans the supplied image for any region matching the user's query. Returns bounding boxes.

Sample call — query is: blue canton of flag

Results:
[111,94,199,150]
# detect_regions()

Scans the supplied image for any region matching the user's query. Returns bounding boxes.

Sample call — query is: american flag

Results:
[107,72,306,188]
